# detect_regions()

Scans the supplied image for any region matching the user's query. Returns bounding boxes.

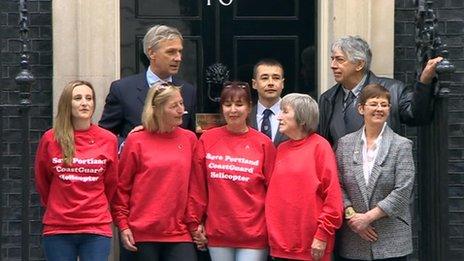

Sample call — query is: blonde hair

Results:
[142,83,182,132]
[54,80,95,165]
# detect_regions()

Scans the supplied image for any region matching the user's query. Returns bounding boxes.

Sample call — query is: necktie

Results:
[344,91,355,111]
[344,91,362,133]
[261,109,273,139]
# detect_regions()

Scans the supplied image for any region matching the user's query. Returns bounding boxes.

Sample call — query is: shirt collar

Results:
[342,74,367,97]
[146,67,173,87]
[257,99,281,115]
[361,122,387,148]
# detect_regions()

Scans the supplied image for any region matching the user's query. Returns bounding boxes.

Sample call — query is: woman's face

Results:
[71,85,94,121]
[358,96,390,126]
[222,97,250,127]
[160,90,185,130]
[277,104,300,136]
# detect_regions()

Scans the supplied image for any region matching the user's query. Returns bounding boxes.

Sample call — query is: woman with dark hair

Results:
[34,80,118,261]
[111,83,198,261]
[336,83,415,260]
[186,81,276,261]
[265,93,343,261]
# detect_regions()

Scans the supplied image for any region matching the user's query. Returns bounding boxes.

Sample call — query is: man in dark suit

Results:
[99,25,196,146]
[250,59,287,146]
[98,24,197,261]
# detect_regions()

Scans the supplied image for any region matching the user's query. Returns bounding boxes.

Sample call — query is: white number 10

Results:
[207,0,233,6]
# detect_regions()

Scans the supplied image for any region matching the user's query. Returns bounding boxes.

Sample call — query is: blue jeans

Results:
[42,234,111,261]
[208,247,267,261]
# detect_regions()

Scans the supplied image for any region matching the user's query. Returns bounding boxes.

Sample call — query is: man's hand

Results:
[129,125,144,134]
[419,56,443,84]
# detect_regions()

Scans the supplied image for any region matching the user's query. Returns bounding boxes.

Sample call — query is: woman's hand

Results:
[357,226,378,242]
[311,238,327,261]
[120,228,138,252]
[348,213,372,232]
[191,224,208,250]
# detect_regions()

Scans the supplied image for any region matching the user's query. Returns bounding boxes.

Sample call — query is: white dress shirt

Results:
[361,123,387,185]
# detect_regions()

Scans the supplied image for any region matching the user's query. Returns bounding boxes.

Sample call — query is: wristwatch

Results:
[345,207,356,220]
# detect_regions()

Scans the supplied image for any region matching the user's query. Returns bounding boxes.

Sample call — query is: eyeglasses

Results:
[364,103,390,109]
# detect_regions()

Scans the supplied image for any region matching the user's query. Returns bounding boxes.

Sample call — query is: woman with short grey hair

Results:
[266,93,343,261]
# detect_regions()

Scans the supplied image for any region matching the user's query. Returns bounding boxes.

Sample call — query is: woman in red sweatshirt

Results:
[34,80,118,261]
[265,93,343,261]
[186,81,276,261]
[111,83,198,260]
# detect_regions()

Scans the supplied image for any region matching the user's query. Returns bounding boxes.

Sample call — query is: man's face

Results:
[149,38,183,79]
[330,48,363,87]
[252,65,284,104]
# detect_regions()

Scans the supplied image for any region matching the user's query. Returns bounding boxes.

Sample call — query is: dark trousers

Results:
[119,239,211,261]
[136,242,196,261]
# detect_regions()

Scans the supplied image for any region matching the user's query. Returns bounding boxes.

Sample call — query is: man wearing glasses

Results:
[99,25,196,146]
[250,59,288,146]
[318,35,442,145]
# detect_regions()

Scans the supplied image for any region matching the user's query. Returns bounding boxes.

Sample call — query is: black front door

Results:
[121,0,316,112]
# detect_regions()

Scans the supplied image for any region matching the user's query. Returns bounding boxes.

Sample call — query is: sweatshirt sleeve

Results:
[185,138,208,232]
[104,135,119,203]
[34,133,52,207]
[314,139,344,242]
[111,135,138,231]
[262,139,277,186]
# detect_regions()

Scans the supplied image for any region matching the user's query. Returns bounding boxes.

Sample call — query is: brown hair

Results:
[54,80,95,165]
[220,81,252,106]
[358,83,390,105]
[142,82,182,132]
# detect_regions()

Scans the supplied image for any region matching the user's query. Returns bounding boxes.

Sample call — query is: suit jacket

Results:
[318,71,434,144]
[99,72,196,142]
[250,105,287,146]
[335,126,415,260]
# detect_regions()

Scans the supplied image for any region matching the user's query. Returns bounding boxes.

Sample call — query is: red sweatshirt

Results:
[112,127,197,243]
[186,126,276,248]
[265,133,343,260]
[34,124,118,236]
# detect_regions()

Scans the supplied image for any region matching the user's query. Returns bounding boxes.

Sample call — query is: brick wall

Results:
[0,0,52,260]
[395,0,464,260]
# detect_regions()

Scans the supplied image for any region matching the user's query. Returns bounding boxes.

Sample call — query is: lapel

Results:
[365,126,393,201]
[136,72,150,105]
[351,128,370,207]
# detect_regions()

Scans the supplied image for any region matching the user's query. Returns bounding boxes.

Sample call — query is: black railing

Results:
[14,0,35,260]
[415,1,455,260]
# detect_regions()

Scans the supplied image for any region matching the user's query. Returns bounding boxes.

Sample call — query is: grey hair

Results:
[331,36,372,72]
[143,25,183,58]
[281,93,319,134]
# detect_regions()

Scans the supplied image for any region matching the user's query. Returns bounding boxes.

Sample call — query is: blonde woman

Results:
[34,80,118,261]
[111,83,198,260]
